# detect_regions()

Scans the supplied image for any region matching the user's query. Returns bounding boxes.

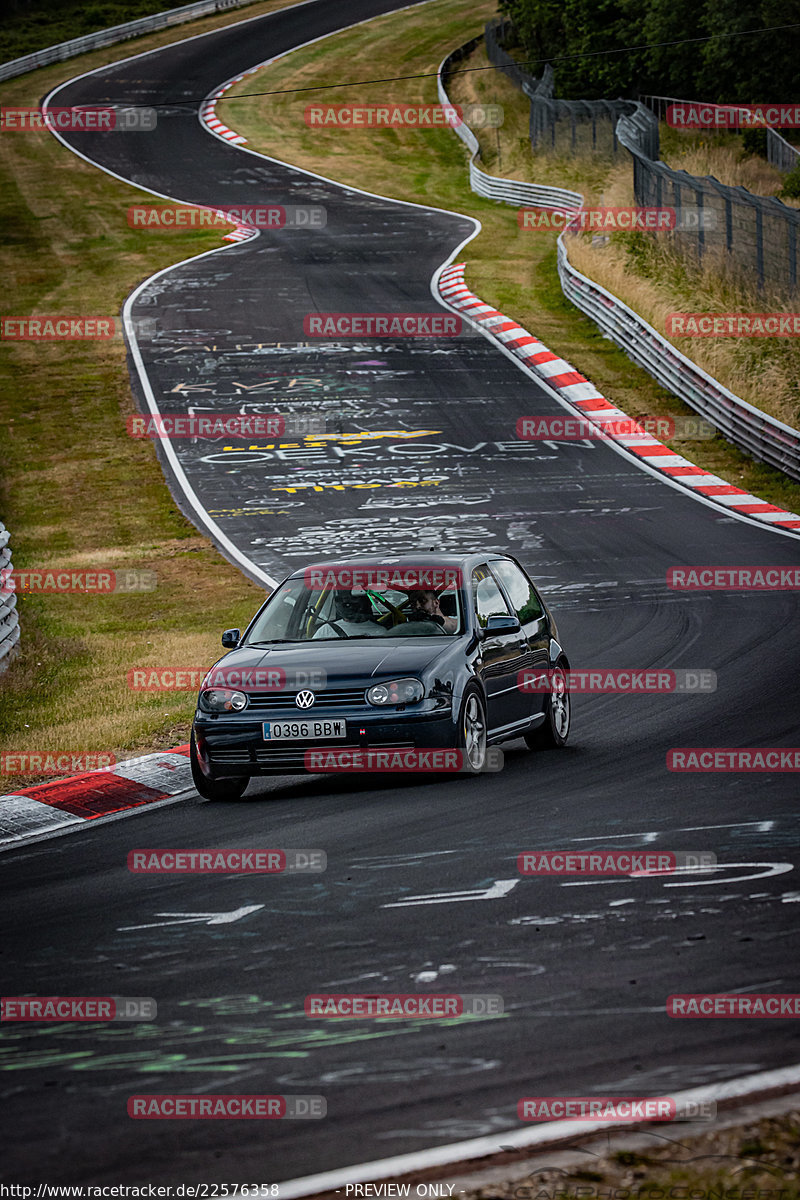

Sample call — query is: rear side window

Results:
[472,565,512,628]
[491,559,544,624]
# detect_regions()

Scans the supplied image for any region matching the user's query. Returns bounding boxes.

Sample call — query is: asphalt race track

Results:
[2,0,800,1185]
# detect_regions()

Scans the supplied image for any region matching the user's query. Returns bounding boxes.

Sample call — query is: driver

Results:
[405,589,458,634]
[313,590,388,638]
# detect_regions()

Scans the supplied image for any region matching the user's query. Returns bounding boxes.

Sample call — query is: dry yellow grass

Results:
[447,45,800,431]
[565,235,800,431]
[659,127,800,205]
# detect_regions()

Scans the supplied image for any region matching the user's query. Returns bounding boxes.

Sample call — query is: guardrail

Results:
[437,42,582,212]
[767,128,800,174]
[557,242,800,482]
[639,93,800,175]
[468,159,582,208]
[0,523,20,674]
[439,36,800,483]
[0,0,257,83]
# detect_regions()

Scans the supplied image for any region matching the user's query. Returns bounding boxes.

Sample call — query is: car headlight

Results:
[198,687,248,713]
[366,677,424,706]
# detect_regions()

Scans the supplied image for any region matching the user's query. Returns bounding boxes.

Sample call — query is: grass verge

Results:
[0,0,261,64]
[0,0,312,786]
[451,44,800,432]
[460,1109,800,1199]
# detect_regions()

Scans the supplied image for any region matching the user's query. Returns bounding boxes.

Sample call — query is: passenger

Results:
[313,590,388,638]
[405,589,458,634]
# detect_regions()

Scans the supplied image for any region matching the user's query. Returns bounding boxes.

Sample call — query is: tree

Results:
[641,0,707,98]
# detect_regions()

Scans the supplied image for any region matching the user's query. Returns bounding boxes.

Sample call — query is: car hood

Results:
[208,638,455,685]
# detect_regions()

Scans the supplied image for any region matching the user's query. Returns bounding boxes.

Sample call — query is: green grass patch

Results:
[0,0,267,64]
[0,0,311,784]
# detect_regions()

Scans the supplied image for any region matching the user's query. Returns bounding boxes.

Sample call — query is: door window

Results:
[490,559,544,624]
[472,565,513,629]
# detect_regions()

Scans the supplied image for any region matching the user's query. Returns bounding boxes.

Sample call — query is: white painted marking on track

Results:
[570,820,776,842]
[275,1064,800,1198]
[118,904,263,930]
[383,879,518,908]
[560,862,793,887]
[664,862,794,886]
[41,0,470,591]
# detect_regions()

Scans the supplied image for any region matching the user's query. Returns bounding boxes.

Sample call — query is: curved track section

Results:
[3,0,798,1185]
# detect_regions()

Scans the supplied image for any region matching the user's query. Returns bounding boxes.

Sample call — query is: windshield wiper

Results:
[245,639,300,646]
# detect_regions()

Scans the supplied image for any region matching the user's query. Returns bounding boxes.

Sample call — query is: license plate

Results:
[262,719,346,741]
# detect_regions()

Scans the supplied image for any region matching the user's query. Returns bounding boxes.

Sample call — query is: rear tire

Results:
[190,730,248,800]
[457,687,487,773]
[524,661,570,750]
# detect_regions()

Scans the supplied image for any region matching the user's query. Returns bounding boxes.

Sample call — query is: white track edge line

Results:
[431,271,800,542]
[276,1062,800,1198]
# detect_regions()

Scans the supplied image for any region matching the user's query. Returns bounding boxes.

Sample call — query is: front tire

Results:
[457,687,487,773]
[524,661,570,750]
[190,730,248,801]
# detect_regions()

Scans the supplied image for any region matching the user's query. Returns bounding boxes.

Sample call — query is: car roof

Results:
[287,552,517,580]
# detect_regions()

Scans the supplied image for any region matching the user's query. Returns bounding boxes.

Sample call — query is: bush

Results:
[779,162,800,199]
[740,128,768,159]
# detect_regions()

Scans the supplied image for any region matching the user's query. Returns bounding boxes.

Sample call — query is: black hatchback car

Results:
[190,553,571,799]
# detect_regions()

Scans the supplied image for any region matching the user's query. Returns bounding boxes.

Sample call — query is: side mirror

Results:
[483,614,521,635]
[221,628,241,648]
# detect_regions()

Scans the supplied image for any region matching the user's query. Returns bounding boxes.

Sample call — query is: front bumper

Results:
[193,705,456,776]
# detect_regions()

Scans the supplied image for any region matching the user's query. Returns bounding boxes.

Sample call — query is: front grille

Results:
[209,741,416,771]
[254,742,416,769]
[246,687,368,710]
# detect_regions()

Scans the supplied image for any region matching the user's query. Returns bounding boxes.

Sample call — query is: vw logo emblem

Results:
[295,690,315,710]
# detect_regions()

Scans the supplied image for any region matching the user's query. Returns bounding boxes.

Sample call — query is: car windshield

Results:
[244,574,464,642]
